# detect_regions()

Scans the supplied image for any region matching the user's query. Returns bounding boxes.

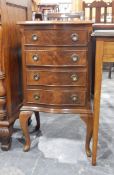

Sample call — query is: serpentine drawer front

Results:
[19,21,92,111]
[18,21,93,161]
[26,89,87,106]
[25,49,88,67]
[26,69,87,86]
[25,29,88,46]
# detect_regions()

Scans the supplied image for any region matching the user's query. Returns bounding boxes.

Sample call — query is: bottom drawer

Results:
[26,89,86,106]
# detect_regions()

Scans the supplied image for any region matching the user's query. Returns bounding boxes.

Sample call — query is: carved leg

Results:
[34,111,40,131]
[19,111,33,152]
[1,136,12,151]
[0,125,13,151]
[0,71,11,151]
[80,114,93,157]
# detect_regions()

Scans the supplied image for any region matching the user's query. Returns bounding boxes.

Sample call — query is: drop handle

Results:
[71,74,78,82]
[33,74,40,81]
[32,55,39,61]
[71,33,79,42]
[32,34,38,41]
[34,95,40,100]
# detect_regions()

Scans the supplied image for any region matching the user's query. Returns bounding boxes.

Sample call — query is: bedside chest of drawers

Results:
[18,21,93,161]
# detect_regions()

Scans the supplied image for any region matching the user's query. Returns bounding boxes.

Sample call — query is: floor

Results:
[0,72,114,175]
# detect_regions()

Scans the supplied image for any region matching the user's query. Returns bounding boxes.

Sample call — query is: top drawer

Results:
[24,29,88,46]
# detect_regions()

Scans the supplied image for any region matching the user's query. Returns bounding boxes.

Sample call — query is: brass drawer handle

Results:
[32,34,38,41]
[71,74,78,82]
[71,95,78,102]
[33,74,40,81]
[34,95,40,100]
[32,55,39,61]
[71,33,79,42]
[71,54,79,62]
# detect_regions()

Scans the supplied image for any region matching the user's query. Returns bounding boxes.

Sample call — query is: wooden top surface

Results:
[93,23,114,30]
[92,30,114,37]
[17,20,93,26]
[92,23,114,37]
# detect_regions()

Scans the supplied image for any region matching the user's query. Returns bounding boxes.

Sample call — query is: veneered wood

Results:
[25,49,88,67]
[26,69,87,86]
[26,89,87,106]
[24,29,88,46]
[19,21,93,163]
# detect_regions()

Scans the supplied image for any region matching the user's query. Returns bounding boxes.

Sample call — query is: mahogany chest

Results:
[19,21,93,159]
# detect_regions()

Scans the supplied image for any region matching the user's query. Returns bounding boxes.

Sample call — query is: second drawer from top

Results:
[25,49,88,67]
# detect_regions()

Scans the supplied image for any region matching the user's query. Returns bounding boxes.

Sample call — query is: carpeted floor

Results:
[0,72,114,175]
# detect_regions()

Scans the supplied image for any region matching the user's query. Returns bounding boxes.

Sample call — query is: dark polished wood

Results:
[18,21,93,163]
[0,0,32,150]
[26,89,87,106]
[25,49,88,66]
[24,29,88,46]
[26,69,87,86]
[93,23,114,30]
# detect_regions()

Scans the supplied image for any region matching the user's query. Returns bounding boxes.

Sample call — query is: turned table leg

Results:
[80,114,93,157]
[19,111,33,152]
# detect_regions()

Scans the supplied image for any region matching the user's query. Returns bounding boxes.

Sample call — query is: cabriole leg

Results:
[19,111,33,152]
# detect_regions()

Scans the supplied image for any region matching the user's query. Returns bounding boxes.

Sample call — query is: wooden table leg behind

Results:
[34,111,40,131]
[92,40,104,165]
[80,113,93,157]
[19,111,33,152]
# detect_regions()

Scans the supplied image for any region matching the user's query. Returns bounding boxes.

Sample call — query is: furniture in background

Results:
[0,0,34,151]
[45,12,84,21]
[83,0,114,79]
[37,3,59,14]
[32,0,37,12]
[18,21,94,164]
[108,62,114,78]
[35,13,43,21]
[83,0,114,23]
[92,24,114,165]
